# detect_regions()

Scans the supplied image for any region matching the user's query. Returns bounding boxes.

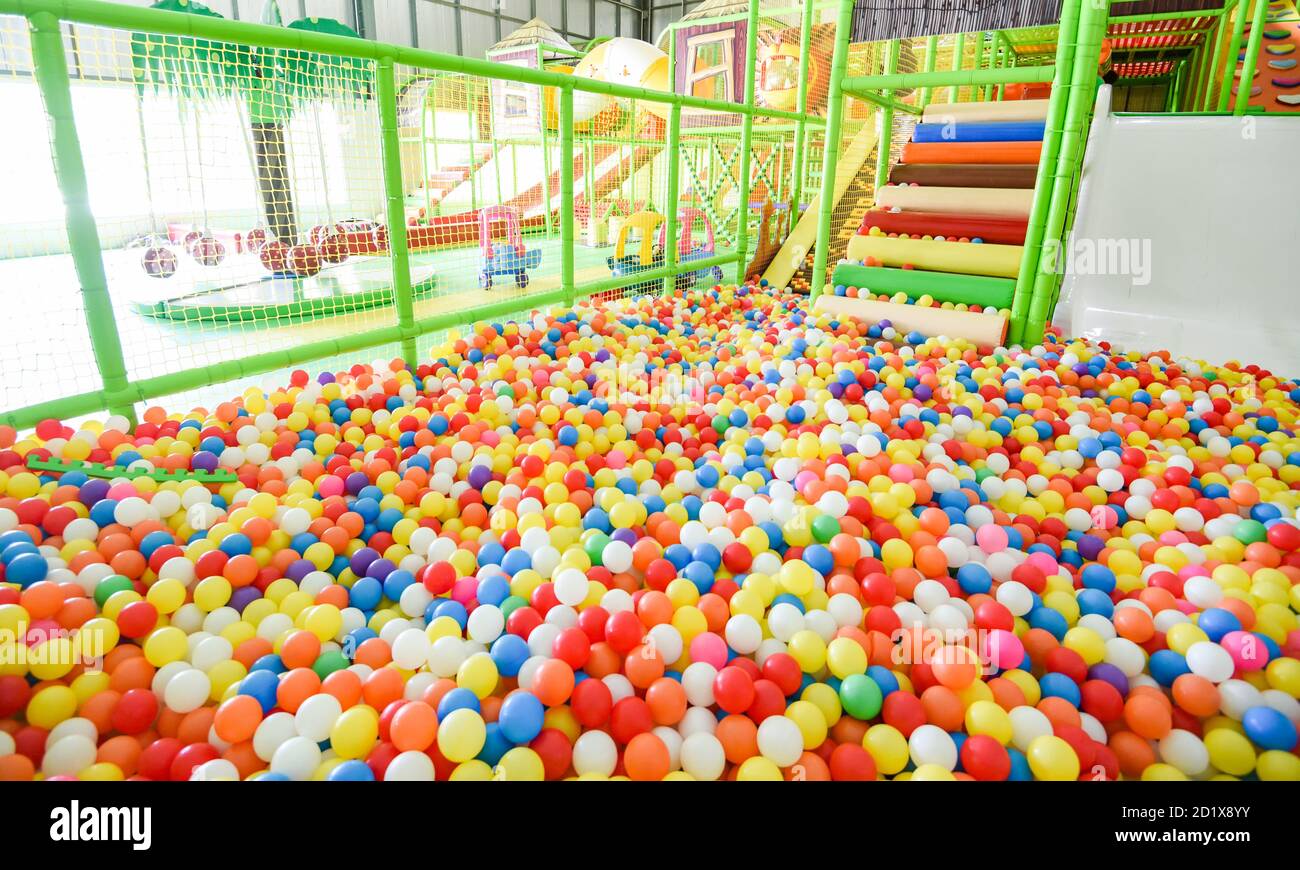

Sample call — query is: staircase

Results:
[831,99,1050,341]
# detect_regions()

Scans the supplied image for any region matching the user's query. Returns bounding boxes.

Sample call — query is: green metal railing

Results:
[0,0,824,431]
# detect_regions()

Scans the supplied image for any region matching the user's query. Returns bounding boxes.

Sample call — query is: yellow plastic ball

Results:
[1026,734,1080,781]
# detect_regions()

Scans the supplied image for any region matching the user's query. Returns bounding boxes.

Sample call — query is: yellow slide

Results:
[760,122,880,291]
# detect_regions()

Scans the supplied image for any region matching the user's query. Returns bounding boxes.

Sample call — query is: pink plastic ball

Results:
[975,525,1008,554]
[451,578,478,605]
[985,629,1024,670]
[1220,630,1267,671]
[688,632,728,669]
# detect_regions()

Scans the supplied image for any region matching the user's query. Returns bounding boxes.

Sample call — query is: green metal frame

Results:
[2,0,820,431]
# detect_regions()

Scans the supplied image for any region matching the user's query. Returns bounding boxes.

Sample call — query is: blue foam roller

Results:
[912,121,1046,144]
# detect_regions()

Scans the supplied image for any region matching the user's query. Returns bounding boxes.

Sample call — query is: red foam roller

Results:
[858,209,1029,245]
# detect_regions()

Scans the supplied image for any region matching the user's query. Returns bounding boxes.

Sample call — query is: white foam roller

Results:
[875,186,1034,218]
[814,294,1007,347]
[921,99,1052,124]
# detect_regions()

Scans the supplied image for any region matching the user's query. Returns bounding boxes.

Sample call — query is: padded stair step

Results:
[859,208,1029,245]
[847,235,1023,279]
[875,185,1034,218]
[832,263,1015,310]
[889,163,1038,188]
[900,141,1043,164]
[913,120,1046,143]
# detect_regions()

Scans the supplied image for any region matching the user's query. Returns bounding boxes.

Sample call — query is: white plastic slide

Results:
[1055,86,1300,375]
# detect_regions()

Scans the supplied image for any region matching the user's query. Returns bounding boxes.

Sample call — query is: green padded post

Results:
[1234,0,1269,115]
[560,85,575,306]
[809,0,856,302]
[28,11,137,427]
[377,57,417,363]
[733,0,759,283]
[1023,0,1109,344]
[1007,0,1083,345]
[1218,0,1251,111]
[873,40,899,195]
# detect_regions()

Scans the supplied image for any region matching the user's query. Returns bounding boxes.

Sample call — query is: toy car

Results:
[657,207,724,288]
[478,205,541,288]
[607,210,668,295]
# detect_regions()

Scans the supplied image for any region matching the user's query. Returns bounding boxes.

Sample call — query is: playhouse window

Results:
[762,55,799,93]
[686,32,734,102]
[502,83,530,118]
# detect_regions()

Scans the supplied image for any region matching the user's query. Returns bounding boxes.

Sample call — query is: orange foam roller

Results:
[899,141,1043,165]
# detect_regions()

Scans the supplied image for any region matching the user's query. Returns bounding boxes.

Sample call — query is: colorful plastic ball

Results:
[141,246,178,278]
[1242,706,1298,751]
[436,708,486,763]
[838,673,883,720]
[497,691,545,744]
[1026,735,1080,781]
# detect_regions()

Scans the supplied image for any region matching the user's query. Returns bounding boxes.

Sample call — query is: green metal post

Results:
[540,109,554,235]
[377,57,418,363]
[1218,0,1251,111]
[467,89,479,215]
[809,0,855,301]
[981,32,995,101]
[874,40,899,195]
[789,0,816,215]
[919,34,939,108]
[1022,0,1108,345]
[949,33,966,102]
[1199,8,1228,111]
[559,86,575,306]
[1007,0,1081,345]
[662,103,681,296]
[1234,0,1269,114]
[27,11,136,425]
[1185,37,1206,111]
[1171,60,1186,111]
[733,1,759,283]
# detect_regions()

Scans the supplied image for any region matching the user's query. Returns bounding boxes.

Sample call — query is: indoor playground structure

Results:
[0,0,1298,786]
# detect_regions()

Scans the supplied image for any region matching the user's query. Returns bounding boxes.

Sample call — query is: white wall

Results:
[1055,86,1300,374]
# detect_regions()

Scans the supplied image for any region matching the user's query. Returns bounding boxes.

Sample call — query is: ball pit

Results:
[1,283,1299,781]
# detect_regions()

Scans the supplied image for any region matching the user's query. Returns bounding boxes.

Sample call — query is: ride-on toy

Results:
[606,211,667,295]
[657,207,724,288]
[478,205,541,288]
